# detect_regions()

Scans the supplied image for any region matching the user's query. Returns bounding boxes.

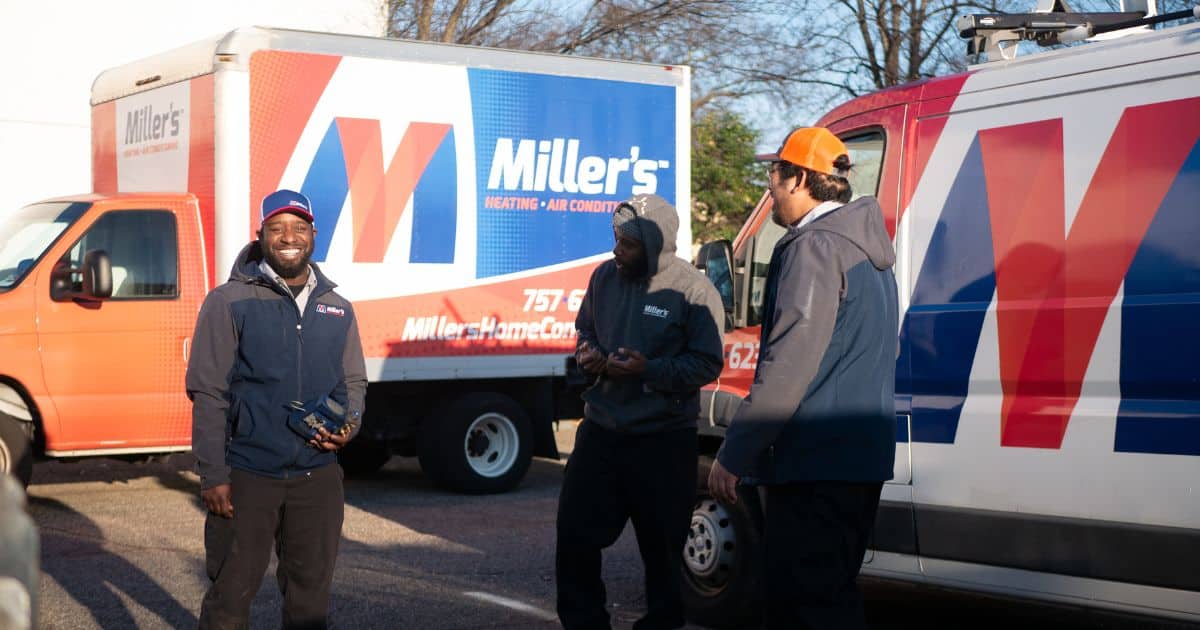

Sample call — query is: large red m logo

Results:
[335,119,453,262]
[979,96,1200,448]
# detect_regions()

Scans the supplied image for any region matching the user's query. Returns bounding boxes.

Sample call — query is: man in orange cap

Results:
[708,128,899,629]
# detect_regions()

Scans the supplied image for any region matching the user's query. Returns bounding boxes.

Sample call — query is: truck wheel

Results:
[418,392,532,494]
[337,438,391,476]
[0,413,33,488]
[682,455,764,629]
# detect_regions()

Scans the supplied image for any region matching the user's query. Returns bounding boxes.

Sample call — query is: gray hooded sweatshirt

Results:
[575,194,725,434]
[717,196,898,483]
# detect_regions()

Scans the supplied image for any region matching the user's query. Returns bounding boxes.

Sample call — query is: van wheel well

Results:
[0,379,43,455]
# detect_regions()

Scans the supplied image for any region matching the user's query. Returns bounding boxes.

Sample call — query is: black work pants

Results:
[556,420,697,630]
[763,480,883,630]
[199,464,345,630]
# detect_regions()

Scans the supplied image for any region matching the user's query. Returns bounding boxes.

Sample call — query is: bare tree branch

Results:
[418,0,434,40]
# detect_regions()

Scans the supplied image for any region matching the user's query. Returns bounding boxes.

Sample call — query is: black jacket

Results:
[575,194,725,434]
[186,242,368,489]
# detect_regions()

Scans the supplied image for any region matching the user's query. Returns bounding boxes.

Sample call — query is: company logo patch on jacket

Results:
[316,304,346,317]
[643,304,669,319]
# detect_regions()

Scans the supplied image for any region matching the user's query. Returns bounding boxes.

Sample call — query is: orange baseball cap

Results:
[756,127,848,175]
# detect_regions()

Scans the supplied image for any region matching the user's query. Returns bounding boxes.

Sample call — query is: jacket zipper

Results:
[286,281,306,473]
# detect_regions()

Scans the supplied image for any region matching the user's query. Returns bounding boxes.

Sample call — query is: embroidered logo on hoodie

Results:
[317,304,345,317]
[643,304,669,319]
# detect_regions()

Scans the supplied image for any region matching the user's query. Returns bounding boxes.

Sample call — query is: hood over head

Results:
[804,197,896,271]
[611,193,678,278]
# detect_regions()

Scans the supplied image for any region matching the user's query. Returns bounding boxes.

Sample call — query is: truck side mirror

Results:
[695,240,734,325]
[49,249,112,301]
[81,249,113,299]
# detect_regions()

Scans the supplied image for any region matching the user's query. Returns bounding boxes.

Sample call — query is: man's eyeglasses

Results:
[765,161,782,180]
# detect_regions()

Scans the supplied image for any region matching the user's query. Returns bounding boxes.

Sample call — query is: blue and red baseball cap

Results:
[261,189,314,223]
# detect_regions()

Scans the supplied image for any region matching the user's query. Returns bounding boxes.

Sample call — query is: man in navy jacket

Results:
[187,189,367,629]
[709,128,898,629]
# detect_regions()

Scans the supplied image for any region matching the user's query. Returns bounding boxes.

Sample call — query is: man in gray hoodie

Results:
[708,128,898,629]
[557,194,724,630]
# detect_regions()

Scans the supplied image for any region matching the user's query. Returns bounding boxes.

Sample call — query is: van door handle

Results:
[182,337,191,363]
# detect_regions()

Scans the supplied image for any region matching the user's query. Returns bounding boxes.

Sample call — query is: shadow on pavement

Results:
[31,453,199,496]
[329,420,670,629]
[30,496,197,628]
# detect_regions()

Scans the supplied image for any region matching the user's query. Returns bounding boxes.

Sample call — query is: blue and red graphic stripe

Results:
[905,96,1200,456]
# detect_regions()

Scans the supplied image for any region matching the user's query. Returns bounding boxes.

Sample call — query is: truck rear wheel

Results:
[682,455,764,629]
[0,413,33,488]
[418,392,532,494]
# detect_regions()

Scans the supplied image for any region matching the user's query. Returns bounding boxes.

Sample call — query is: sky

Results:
[0,0,384,210]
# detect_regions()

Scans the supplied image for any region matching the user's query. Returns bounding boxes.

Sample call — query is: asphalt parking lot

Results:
[24,420,1196,629]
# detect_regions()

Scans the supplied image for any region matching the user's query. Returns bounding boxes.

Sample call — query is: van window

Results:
[843,130,885,199]
[61,210,178,299]
[0,202,89,291]
[745,217,786,327]
[740,129,886,327]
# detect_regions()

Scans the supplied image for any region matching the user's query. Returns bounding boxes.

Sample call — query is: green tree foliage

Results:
[691,109,763,245]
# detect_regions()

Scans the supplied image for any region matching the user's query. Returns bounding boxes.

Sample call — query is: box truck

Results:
[685,8,1200,627]
[0,27,690,493]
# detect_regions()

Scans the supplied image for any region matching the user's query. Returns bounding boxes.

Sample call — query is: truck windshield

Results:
[0,201,90,291]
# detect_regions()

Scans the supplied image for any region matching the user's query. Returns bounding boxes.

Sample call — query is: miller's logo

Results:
[125,102,184,144]
[316,304,345,317]
[487,138,669,196]
[643,304,669,319]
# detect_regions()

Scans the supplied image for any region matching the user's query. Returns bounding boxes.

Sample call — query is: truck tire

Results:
[0,413,33,488]
[337,438,391,476]
[418,392,533,494]
[682,455,764,629]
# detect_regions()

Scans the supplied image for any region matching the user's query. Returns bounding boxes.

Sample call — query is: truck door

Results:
[827,104,917,566]
[34,198,205,455]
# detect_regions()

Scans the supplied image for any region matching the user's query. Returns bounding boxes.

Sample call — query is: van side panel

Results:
[900,45,1200,606]
[1117,134,1200,457]
[92,74,216,288]
[0,286,52,431]
[186,75,216,290]
[244,50,685,380]
[91,101,117,194]
[34,197,206,453]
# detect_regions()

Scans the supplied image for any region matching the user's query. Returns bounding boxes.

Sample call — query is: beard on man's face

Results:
[616,254,648,279]
[263,244,313,280]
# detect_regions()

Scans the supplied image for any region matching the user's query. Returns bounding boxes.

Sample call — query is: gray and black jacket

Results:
[718,197,899,483]
[575,194,725,434]
[186,241,368,489]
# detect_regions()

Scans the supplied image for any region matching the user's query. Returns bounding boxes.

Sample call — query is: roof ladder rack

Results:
[958,0,1200,62]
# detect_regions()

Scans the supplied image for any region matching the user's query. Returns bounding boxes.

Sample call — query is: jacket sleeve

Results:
[717,233,842,477]
[186,290,237,490]
[341,309,369,440]
[574,267,605,356]
[642,279,725,392]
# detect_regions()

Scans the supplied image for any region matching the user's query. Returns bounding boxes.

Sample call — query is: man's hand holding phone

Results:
[607,347,646,376]
[577,341,607,375]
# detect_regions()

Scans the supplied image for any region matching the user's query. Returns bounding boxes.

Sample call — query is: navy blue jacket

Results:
[717,197,898,483]
[186,242,368,489]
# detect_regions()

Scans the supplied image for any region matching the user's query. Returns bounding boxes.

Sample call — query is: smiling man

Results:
[186,189,367,629]
[557,194,725,630]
